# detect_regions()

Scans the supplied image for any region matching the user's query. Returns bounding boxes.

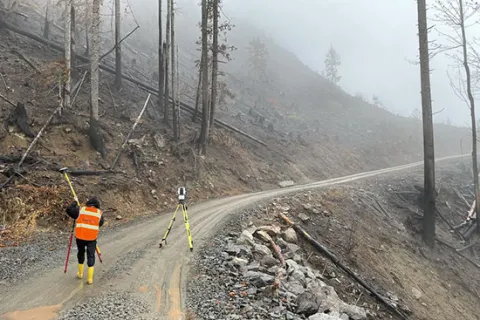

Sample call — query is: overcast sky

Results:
[220,0,475,126]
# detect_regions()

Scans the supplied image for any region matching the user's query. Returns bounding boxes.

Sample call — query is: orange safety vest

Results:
[75,206,102,241]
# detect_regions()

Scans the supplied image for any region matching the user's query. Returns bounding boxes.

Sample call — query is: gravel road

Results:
[0,155,466,320]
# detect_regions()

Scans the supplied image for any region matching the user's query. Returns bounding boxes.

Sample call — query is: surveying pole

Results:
[159,187,193,251]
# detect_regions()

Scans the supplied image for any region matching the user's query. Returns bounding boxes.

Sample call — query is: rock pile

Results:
[188,221,367,320]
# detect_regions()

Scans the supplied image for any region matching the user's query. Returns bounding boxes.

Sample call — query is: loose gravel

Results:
[58,291,149,320]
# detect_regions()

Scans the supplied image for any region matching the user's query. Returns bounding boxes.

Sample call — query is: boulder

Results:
[254,230,273,243]
[314,285,367,320]
[261,255,278,268]
[230,257,248,268]
[296,290,319,316]
[253,244,272,259]
[282,228,298,243]
[278,180,295,188]
[298,212,310,222]
[237,230,255,246]
[244,271,275,288]
[257,225,281,236]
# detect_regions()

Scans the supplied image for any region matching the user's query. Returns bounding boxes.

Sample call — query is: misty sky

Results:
[222,0,474,127]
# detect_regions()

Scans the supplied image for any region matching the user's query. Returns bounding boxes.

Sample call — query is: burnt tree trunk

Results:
[114,0,122,88]
[6,103,34,137]
[209,0,219,129]
[163,0,171,126]
[192,60,202,123]
[158,0,164,114]
[458,0,480,233]
[417,0,436,247]
[198,0,210,154]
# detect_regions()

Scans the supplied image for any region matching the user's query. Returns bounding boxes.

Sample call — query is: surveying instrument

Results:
[159,187,193,251]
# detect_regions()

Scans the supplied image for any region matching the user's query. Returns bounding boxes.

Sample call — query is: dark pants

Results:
[76,238,96,267]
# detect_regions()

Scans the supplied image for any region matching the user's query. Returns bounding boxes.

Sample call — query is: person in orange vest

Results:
[66,197,104,284]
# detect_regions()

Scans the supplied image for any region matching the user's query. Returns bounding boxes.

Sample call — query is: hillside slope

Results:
[0,2,472,243]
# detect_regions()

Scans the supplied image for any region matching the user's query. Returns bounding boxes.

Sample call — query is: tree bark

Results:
[210,0,219,129]
[198,0,210,154]
[458,0,479,233]
[90,0,100,122]
[43,1,50,39]
[163,0,171,126]
[170,0,179,140]
[64,0,72,110]
[71,3,76,69]
[114,0,122,88]
[192,60,202,122]
[417,0,436,247]
[158,0,164,114]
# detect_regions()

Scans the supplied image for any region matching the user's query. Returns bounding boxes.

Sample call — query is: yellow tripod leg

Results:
[159,204,181,248]
[182,204,193,251]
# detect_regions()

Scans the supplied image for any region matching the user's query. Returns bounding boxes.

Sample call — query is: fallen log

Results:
[435,207,466,242]
[268,238,285,267]
[0,21,267,147]
[99,25,140,61]
[435,237,480,270]
[0,93,16,107]
[110,94,151,170]
[64,169,123,176]
[279,213,409,320]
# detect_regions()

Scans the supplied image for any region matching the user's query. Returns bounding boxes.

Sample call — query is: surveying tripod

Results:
[159,199,193,251]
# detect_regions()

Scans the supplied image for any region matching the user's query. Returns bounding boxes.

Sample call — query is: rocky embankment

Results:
[187,213,369,320]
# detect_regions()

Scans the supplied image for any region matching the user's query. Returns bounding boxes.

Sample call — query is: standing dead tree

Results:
[209,0,219,129]
[163,0,171,126]
[114,0,121,88]
[433,0,480,233]
[158,0,164,116]
[198,0,210,154]
[170,0,179,140]
[417,0,437,247]
[63,0,72,111]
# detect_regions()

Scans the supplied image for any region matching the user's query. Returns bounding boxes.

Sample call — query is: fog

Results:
[128,0,477,127]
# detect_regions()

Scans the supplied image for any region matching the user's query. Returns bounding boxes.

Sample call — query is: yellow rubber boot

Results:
[87,267,94,285]
[77,264,84,279]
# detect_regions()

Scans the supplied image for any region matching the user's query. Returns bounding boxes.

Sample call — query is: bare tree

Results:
[198,0,210,154]
[158,0,164,115]
[91,0,100,121]
[71,3,76,69]
[163,0,171,125]
[433,0,480,232]
[209,0,219,128]
[170,0,179,140]
[114,0,122,88]
[417,0,436,247]
[64,0,72,110]
[43,0,51,39]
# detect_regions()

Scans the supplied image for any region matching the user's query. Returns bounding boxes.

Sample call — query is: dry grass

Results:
[0,184,69,243]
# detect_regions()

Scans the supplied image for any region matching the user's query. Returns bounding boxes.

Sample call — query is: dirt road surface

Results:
[0,155,466,320]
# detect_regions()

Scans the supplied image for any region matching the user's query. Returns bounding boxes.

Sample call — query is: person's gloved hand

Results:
[70,201,79,208]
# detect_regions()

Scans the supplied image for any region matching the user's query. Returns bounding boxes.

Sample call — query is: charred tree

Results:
[114,0,122,88]
[163,0,171,126]
[6,103,34,137]
[71,3,76,69]
[43,1,50,39]
[170,0,179,140]
[417,0,436,247]
[89,0,105,157]
[458,0,480,233]
[198,0,210,154]
[158,0,165,114]
[209,0,219,128]
[192,60,202,122]
[64,0,72,110]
